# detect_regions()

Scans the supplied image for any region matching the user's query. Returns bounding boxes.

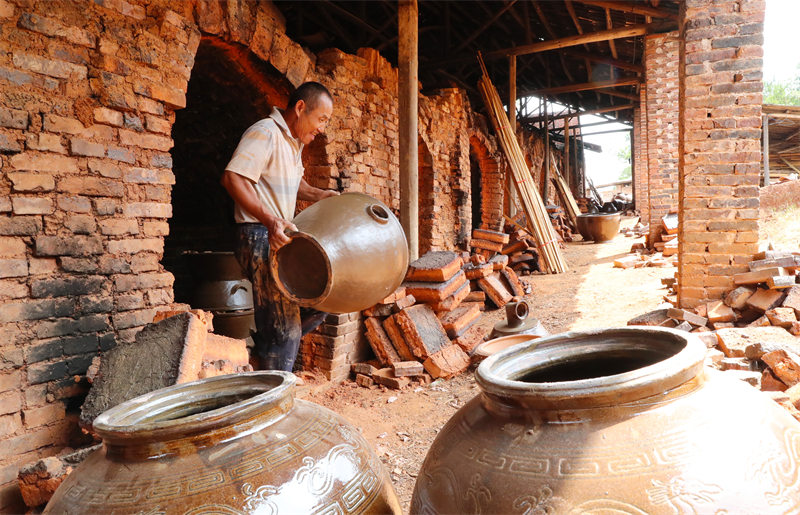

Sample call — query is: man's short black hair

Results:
[287,82,333,112]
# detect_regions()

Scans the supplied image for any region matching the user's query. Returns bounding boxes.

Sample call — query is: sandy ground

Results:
[295,216,673,511]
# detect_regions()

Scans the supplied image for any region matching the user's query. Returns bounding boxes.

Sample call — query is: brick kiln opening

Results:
[163,37,291,307]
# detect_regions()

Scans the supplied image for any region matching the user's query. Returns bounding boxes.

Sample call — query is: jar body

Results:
[270,192,408,314]
[46,373,401,514]
[412,328,800,513]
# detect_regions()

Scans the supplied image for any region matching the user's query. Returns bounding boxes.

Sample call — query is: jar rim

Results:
[93,371,295,443]
[475,326,706,409]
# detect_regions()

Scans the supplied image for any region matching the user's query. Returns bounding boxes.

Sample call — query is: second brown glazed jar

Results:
[45,371,401,514]
[412,327,800,513]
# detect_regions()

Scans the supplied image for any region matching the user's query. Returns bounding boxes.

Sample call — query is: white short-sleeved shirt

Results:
[225,108,304,223]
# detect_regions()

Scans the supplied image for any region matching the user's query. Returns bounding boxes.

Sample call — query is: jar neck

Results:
[94,372,295,461]
[475,327,707,416]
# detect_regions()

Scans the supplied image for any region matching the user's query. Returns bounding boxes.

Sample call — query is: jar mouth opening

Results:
[271,234,332,307]
[476,327,706,408]
[93,371,295,440]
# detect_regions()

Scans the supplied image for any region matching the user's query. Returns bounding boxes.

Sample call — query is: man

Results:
[221,81,338,371]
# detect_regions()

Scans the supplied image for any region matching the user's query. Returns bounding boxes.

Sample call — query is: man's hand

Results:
[319,189,340,200]
[265,216,298,250]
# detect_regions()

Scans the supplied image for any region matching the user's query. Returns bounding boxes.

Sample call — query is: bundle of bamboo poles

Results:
[550,153,580,226]
[477,54,568,273]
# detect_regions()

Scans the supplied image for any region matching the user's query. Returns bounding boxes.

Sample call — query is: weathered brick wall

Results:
[678,0,764,308]
[633,105,648,218]
[645,31,680,245]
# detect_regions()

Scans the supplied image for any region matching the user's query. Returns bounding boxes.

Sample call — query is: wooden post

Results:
[564,115,570,191]
[399,0,419,260]
[543,97,550,202]
[508,55,517,216]
[762,114,770,187]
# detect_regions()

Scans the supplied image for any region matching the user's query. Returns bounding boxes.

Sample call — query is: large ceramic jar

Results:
[412,327,800,513]
[45,371,401,514]
[270,192,408,314]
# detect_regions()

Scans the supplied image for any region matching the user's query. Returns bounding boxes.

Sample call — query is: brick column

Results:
[632,105,647,219]
[645,32,680,246]
[678,0,764,308]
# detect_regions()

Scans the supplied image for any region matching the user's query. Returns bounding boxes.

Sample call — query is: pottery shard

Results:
[364,317,401,366]
[766,307,798,328]
[478,272,513,308]
[80,312,209,427]
[404,270,467,303]
[627,309,670,326]
[763,350,800,387]
[405,251,462,282]
[452,324,486,355]
[382,315,416,362]
[716,327,800,359]
[667,308,707,327]
[746,288,786,313]
[429,280,470,313]
[438,303,481,339]
[394,305,451,360]
[423,345,470,379]
[472,228,510,244]
[499,267,525,297]
[784,286,800,315]
[724,286,756,310]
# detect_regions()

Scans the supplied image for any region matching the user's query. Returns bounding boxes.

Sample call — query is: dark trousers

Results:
[234,224,327,371]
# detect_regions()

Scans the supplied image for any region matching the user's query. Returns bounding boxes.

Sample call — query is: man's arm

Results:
[297,178,340,202]
[220,170,297,248]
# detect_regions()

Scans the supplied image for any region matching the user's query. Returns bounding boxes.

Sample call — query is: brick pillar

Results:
[632,105,648,219]
[645,32,680,245]
[678,0,764,309]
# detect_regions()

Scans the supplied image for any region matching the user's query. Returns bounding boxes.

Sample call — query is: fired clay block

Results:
[394,304,451,360]
[405,251,463,282]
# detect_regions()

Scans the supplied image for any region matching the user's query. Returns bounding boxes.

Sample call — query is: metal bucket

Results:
[270,192,409,314]
[576,212,621,242]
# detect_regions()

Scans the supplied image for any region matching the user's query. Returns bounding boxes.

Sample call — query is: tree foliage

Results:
[617,134,631,181]
[764,65,800,106]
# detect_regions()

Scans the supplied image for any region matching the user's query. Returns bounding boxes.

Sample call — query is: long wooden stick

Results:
[477,53,567,273]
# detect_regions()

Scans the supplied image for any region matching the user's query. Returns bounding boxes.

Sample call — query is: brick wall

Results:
[678,0,764,308]
[645,31,680,245]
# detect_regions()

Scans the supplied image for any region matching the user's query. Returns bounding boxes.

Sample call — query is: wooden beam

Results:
[399,0,419,260]
[490,23,652,58]
[525,103,635,124]
[509,55,517,132]
[597,88,640,101]
[605,8,618,59]
[543,97,551,200]
[781,157,800,174]
[575,0,678,20]
[579,127,636,137]
[525,77,639,96]
[320,0,382,36]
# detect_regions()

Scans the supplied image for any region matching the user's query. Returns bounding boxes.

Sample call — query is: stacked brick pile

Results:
[496,222,542,276]
[297,312,368,383]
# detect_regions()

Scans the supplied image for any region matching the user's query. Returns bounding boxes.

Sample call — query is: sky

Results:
[579,0,799,188]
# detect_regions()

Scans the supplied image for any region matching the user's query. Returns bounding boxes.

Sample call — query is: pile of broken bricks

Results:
[353,229,532,390]
[615,214,678,269]
[499,217,545,275]
[629,250,800,421]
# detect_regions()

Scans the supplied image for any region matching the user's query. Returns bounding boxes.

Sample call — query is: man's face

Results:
[296,96,333,145]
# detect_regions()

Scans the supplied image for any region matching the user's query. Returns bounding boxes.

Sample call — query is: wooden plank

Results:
[399,0,419,260]
[491,24,650,58]
[524,103,635,124]
[575,0,679,19]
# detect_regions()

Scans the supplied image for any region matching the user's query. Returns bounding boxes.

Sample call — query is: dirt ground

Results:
[293,216,674,511]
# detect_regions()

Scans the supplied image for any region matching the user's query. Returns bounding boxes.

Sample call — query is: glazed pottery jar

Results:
[412,327,800,513]
[270,192,408,314]
[45,371,401,514]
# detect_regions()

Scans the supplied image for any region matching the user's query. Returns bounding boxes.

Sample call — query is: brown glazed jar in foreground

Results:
[412,327,800,513]
[45,371,401,514]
